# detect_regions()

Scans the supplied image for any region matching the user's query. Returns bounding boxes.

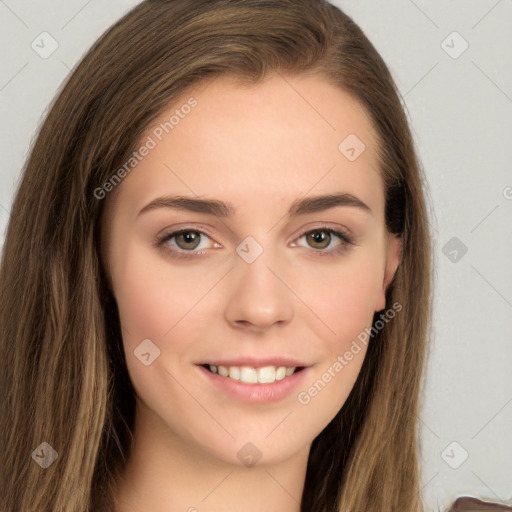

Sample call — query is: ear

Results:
[375,234,402,312]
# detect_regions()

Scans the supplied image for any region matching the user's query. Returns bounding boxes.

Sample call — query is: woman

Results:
[1,0,455,510]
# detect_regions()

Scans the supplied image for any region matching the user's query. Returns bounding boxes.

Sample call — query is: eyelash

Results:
[154,227,354,261]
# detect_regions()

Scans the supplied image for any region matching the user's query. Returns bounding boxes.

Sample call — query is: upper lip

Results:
[196,356,310,368]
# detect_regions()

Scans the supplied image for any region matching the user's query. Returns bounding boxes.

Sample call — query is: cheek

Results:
[293,251,383,346]
[290,259,381,421]
[110,246,212,418]
[110,242,230,403]
[112,240,212,341]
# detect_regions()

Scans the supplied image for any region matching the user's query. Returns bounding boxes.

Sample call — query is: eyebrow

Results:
[137,192,372,217]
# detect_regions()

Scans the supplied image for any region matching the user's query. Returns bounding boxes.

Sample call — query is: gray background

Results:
[1,1,511,510]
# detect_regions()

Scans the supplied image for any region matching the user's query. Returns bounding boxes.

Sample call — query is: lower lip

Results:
[196,365,310,404]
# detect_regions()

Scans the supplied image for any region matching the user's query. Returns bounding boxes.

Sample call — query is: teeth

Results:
[257,366,275,383]
[209,365,297,383]
[240,366,257,383]
[275,366,286,381]
[229,366,241,380]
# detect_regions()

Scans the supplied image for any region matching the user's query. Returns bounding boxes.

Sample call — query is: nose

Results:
[224,250,294,332]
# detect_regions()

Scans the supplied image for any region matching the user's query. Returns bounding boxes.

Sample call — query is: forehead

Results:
[109,72,384,220]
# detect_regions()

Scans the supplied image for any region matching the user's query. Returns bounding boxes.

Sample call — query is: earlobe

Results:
[375,234,402,312]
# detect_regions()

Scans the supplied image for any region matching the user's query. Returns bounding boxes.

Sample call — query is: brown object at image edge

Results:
[450,496,512,511]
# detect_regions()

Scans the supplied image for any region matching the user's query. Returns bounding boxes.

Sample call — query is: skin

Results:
[100,72,402,512]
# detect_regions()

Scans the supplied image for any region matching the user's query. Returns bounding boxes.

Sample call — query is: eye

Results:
[154,226,354,260]
[155,229,218,259]
[295,227,354,256]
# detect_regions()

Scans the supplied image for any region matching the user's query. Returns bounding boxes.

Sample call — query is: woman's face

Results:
[101,73,401,467]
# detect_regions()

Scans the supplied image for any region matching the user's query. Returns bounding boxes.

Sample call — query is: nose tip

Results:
[224,259,294,331]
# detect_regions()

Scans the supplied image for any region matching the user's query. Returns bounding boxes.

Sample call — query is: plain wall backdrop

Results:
[1,1,511,510]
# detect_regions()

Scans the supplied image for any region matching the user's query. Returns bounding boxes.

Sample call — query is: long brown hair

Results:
[0,1,434,510]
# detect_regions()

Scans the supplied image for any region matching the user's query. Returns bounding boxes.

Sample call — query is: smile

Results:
[196,362,310,404]
[202,364,303,384]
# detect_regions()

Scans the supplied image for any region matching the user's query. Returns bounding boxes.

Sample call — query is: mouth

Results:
[198,364,306,384]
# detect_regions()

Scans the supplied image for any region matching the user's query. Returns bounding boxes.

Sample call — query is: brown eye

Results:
[174,231,202,250]
[294,227,354,257]
[306,230,332,250]
[155,229,219,260]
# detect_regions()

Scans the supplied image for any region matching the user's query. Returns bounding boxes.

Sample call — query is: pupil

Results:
[309,231,329,248]
[179,232,199,249]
